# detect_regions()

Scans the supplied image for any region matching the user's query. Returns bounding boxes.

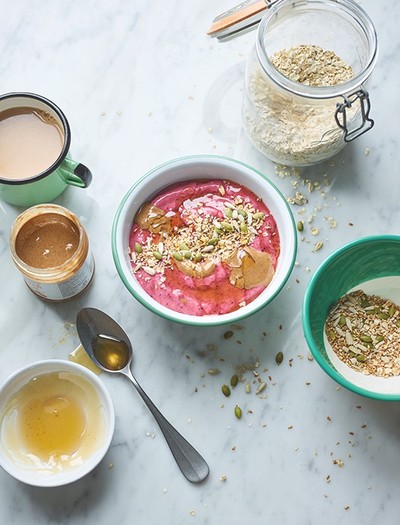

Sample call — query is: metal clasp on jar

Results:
[335,87,374,142]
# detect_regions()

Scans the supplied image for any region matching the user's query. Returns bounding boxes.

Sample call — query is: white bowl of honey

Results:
[0,360,114,486]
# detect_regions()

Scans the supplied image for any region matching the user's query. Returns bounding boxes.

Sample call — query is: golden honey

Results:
[93,335,130,371]
[1,371,106,473]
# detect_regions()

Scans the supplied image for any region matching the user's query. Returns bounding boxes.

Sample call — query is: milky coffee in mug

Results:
[0,92,92,206]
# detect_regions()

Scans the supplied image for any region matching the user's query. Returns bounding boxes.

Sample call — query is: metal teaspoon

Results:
[76,307,210,483]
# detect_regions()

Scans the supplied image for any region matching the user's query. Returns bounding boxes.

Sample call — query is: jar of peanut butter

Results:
[9,204,95,301]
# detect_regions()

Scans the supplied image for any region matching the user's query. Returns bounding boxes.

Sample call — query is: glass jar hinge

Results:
[335,87,374,142]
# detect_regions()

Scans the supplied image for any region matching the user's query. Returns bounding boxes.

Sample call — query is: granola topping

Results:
[128,179,280,315]
[325,290,400,378]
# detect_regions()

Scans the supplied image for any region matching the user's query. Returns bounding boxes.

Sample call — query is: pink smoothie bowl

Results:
[111,155,297,326]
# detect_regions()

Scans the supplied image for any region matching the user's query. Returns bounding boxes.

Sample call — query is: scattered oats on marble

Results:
[333,458,345,467]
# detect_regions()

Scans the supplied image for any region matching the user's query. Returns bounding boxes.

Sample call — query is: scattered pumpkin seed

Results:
[152,250,163,260]
[135,242,143,253]
[221,384,231,397]
[389,305,396,317]
[234,405,242,419]
[297,220,304,232]
[356,355,367,362]
[230,374,239,387]
[275,351,284,365]
[173,252,183,261]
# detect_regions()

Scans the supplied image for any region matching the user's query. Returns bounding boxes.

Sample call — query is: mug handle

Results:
[59,157,93,188]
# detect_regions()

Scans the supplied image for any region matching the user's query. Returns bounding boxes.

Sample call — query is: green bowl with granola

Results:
[303,235,400,400]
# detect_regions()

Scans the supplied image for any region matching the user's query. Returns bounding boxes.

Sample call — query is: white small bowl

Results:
[112,155,297,326]
[0,360,115,487]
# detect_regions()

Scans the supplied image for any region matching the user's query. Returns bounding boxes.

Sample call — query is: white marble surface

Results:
[1,0,400,523]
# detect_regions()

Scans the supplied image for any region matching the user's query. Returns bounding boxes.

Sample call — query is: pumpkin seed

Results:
[234,405,242,419]
[378,312,389,320]
[360,335,372,343]
[230,374,239,387]
[221,384,231,397]
[173,252,183,261]
[221,221,234,232]
[275,351,284,365]
[152,250,163,260]
[135,242,143,253]
[207,237,219,246]
[297,220,304,232]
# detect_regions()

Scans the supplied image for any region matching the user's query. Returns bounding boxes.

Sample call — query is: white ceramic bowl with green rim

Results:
[0,359,115,487]
[112,155,297,326]
[303,235,400,400]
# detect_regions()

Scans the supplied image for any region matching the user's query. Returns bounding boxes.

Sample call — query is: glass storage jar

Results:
[242,0,378,166]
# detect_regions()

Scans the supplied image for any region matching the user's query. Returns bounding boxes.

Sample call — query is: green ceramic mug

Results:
[0,92,92,206]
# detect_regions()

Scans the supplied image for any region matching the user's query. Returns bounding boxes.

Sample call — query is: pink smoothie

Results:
[129,179,280,316]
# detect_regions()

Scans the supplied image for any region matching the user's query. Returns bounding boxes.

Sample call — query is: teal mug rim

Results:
[0,92,71,185]
[302,234,400,401]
